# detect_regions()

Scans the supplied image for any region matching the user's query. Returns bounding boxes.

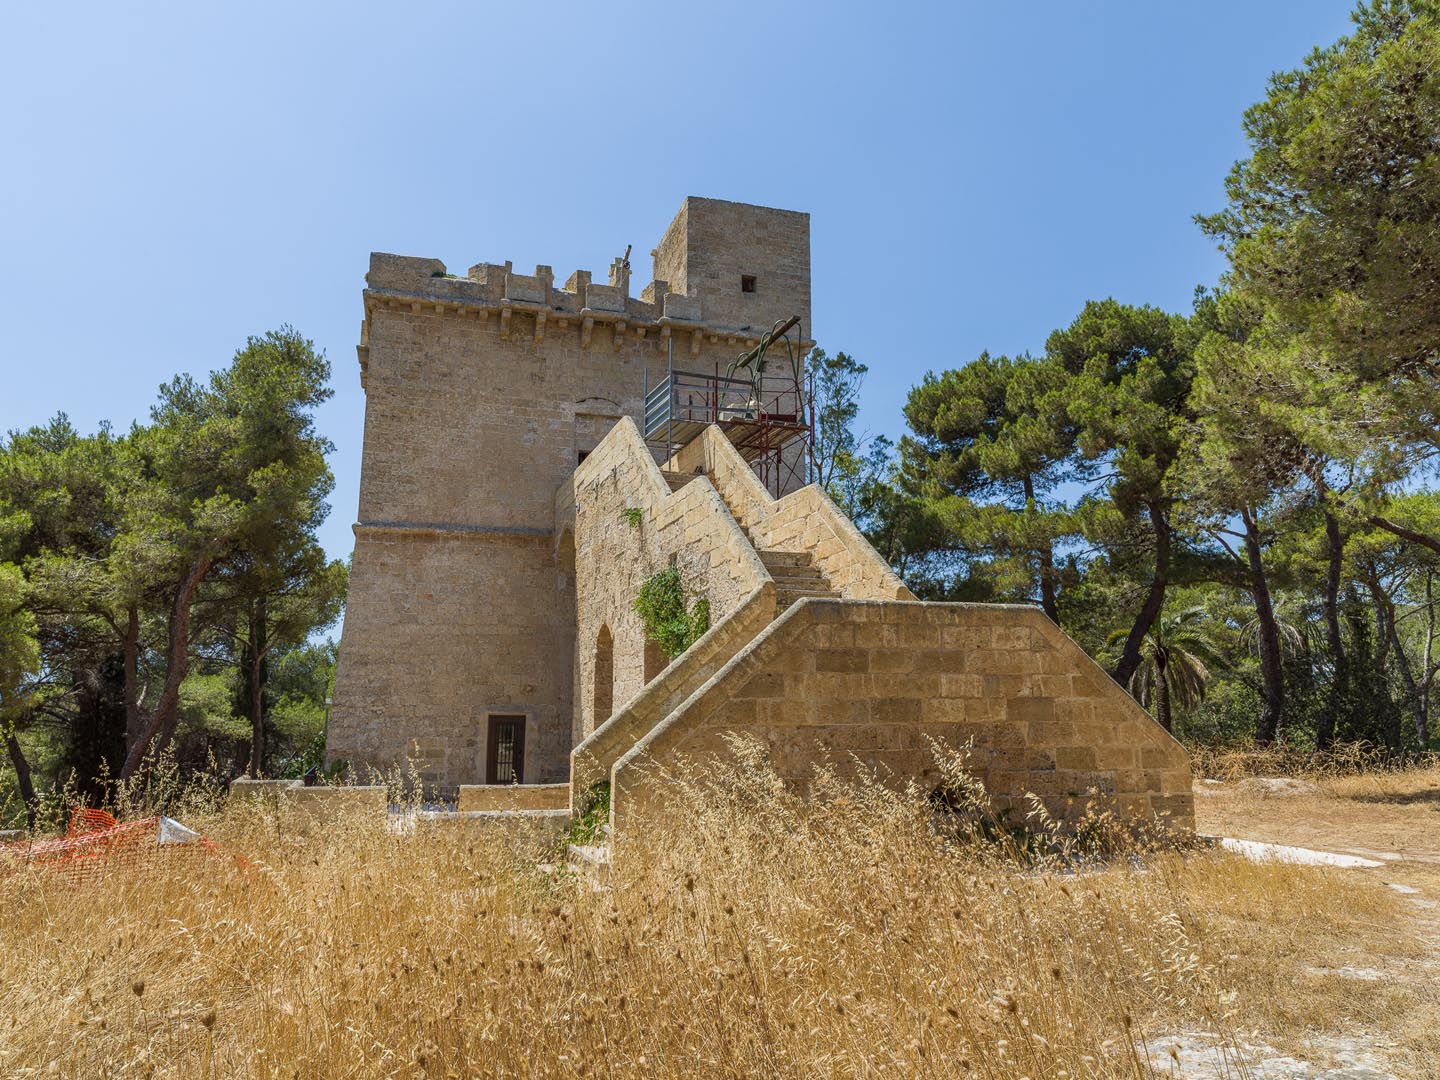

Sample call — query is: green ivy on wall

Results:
[633,567,711,660]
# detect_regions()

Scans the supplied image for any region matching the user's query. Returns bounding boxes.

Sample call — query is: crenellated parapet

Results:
[357,197,812,384]
[361,252,760,344]
[357,252,811,385]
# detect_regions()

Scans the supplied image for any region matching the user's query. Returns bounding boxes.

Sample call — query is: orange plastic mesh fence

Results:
[0,813,248,884]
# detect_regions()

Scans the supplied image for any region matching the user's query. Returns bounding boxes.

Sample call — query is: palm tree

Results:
[1112,606,1226,733]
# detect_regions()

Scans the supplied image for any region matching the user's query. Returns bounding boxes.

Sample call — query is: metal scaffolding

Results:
[643,317,813,497]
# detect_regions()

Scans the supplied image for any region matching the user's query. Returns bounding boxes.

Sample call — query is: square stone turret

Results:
[651,197,811,336]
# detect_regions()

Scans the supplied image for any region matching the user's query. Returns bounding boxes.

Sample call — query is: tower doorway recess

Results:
[486,715,526,784]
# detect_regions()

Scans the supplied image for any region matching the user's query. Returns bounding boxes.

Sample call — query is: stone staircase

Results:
[660,469,695,492]
[565,421,1190,846]
[564,421,914,828]
[758,548,839,612]
[664,468,839,610]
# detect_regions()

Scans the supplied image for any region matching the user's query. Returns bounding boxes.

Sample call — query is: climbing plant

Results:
[633,568,711,660]
[567,781,611,845]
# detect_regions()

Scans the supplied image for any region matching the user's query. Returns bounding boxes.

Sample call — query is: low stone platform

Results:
[456,783,570,812]
[229,779,388,822]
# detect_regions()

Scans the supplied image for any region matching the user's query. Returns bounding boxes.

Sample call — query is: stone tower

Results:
[327,198,812,790]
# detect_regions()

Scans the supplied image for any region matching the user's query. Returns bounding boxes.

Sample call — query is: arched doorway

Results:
[593,624,614,729]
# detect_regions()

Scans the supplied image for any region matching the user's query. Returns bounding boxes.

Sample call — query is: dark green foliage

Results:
[0,327,345,812]
[807,348,885,516]
[845,3,1440,751]
[1198,0,1440,379]
[633,568,710,661]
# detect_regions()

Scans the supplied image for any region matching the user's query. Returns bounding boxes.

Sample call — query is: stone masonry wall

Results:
[456,784,569,812]
[559,418,769,746]
[329,528,574,788]
[651,197,810,334]
[568,588,776,805]
[613,600,1195,832]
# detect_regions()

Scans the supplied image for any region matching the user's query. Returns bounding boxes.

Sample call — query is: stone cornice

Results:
[361,286,814,355]
[355,519,553,540]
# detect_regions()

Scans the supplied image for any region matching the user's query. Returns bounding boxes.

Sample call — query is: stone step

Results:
[768,564,827,582]
[566,842,612,885]
[768,563,825,580]
[757,549,813,569]
[776,584,839,598]
[660,470,694,492]
[773,578,829,596]
[775,587,840,610]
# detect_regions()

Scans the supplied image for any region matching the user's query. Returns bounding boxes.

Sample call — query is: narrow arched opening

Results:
[643,637,666,685]
[593,624,614,729]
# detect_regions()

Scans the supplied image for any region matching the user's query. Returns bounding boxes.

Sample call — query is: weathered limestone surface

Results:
[334,531,573,789]
[557,418,771,745]
[565,419,922,811]
[612,600,1195,831]
[456,784,570,812]
[652,198,810,334]
[229,779,389,822]
[332,194,1192,830]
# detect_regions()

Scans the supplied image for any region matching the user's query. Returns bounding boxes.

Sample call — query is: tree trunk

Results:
[1242,507,1284,747]
[1420,572,1435,747]
[122,604,142,753]
[1112,501,1170,687]
[247,597,268,778]
[1154,653,1172,733]
[1386,606,1426,750]
[1366,577,1404,750]
[5,730,36,831]
[1317,509,1347,750]
[1024,473,1059,624]
[70,655,127,800]
[120,554,213,780]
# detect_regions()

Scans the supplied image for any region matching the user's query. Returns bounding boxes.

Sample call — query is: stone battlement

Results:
[358,255,805,386]
[358,198,812,381]
[362,255,801,339]
[365,253,705,325]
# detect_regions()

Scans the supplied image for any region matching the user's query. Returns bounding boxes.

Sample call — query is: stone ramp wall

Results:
[569,587,775,804]
[612,599,1194,832]
[668,426,914,600]
[229,780,390,823]
[560,418,778,805]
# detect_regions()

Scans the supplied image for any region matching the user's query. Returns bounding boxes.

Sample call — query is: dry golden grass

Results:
[0,748,1432,1079]
[1188,742,1438,783]
[1197,765,1440,860]
[1194,761,1440,1076]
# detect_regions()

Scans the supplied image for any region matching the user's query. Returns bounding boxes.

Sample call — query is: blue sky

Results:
[0,1,1358,565]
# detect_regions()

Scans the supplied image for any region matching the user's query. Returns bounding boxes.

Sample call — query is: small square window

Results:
[741,275,756,294]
